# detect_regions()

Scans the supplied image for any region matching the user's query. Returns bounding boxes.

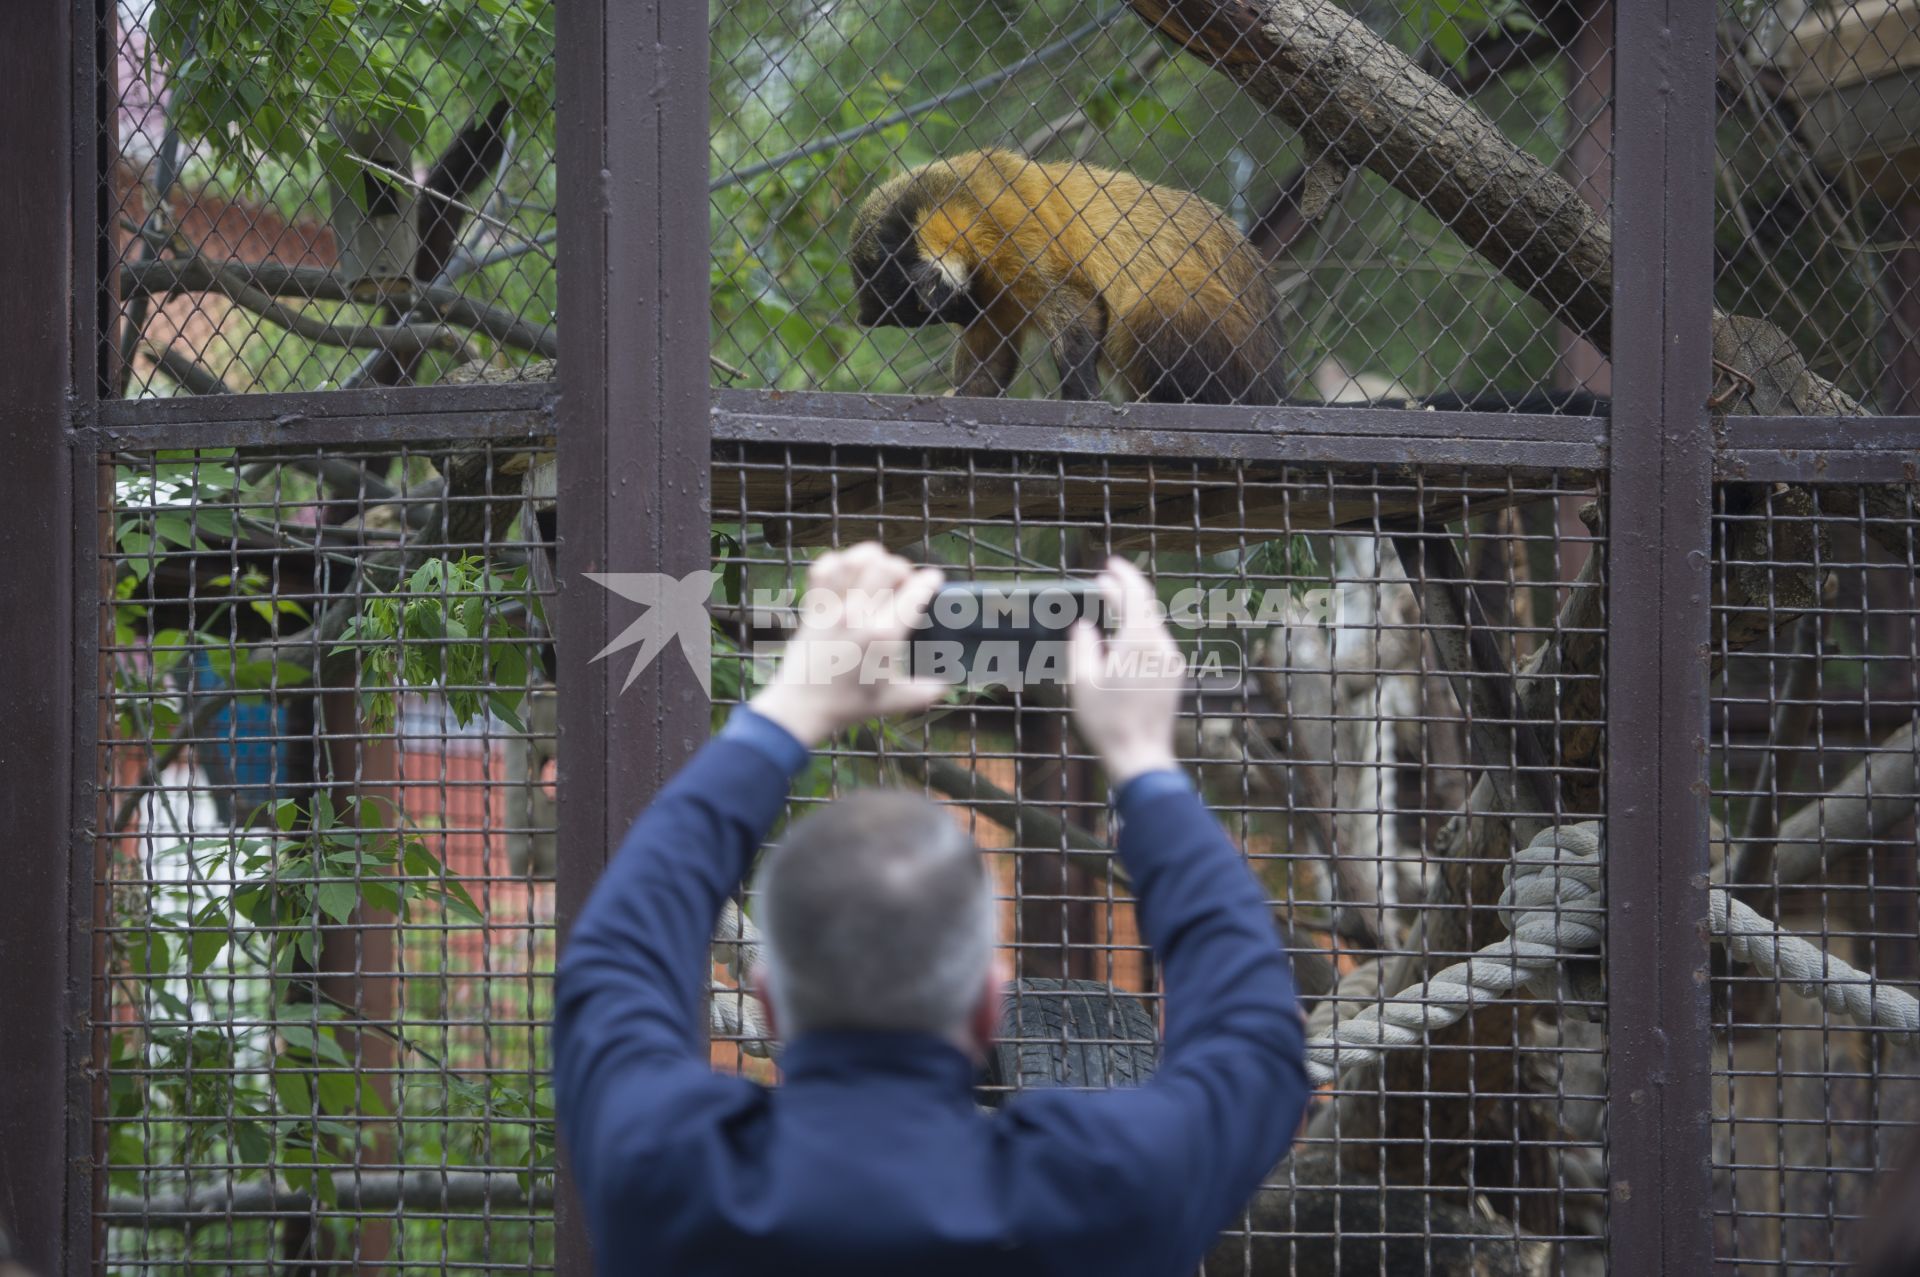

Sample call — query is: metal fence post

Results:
[554,0,713,1270]
[1607,0,1718,1267]
[0,0,79,1269]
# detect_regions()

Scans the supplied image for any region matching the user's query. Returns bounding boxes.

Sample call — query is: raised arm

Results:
[552,544,946,1208]
[1002,559,1308,1274]
[550,711,803,1192]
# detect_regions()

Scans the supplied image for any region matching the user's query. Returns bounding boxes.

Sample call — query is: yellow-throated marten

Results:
[850,149,1285,404]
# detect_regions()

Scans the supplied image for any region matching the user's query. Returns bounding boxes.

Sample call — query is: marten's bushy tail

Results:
[1113,283,1287,406]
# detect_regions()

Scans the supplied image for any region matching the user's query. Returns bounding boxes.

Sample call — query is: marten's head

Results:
[849,162,983,330]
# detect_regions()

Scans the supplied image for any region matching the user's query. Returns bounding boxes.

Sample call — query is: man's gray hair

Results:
[758,790,995,1038]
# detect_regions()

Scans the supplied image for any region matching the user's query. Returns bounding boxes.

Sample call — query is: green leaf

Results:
[233,884,273,927]
[189,928,227,974]
[120,530,157,582]
[126,932,171,977]
[315,1070,357,1116]
[315,880,358,925]
[359,879,403,917]
[234,1120,273,1166]
[152,511,197,550]
[274,1071,314,1116]
[107,1126,147,1169]
[488,692,527,734]
[402,840,445,879]
[279,1024,350,1066]
[435,880,486,925]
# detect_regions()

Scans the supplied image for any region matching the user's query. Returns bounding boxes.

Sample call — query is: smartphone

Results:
[911,578,1108,682]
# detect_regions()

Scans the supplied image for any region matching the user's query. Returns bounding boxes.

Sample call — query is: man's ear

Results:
[750,962,779,1042]
[969,955,1011,1056]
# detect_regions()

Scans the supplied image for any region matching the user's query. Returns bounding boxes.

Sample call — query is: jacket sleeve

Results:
[1000,770,1309,1273]
[550,707,808,1209]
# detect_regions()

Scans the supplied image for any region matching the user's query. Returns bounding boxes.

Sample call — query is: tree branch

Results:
[1197,712,1382,947]
[199,265,470,357]
[1127,0,1613,341]
[1125,0,1867,417]
[1757,720,1920,888]
[142,342,234,395]
[120,258,557,359]
[1389,527,1558,824]
[108,1171,552,1231]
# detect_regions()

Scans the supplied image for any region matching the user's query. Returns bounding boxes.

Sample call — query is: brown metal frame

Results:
[1,1,81,1272]
[16,0,1918,1268]
[1605,0,1718,1267]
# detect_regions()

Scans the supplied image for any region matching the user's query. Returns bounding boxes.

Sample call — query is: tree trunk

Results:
[1124,0,1868,418]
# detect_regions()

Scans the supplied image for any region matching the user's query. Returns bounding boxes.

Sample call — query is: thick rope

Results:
[715,898,767,982]
[1713,887,1920,1040]
[711,899,773,1056]
[1305,821,1918,1087]
[710,989,774,1058]
[1304,824,1604,1086]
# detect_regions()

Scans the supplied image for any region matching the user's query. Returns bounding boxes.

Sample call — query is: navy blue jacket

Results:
[553,707,1309,1276]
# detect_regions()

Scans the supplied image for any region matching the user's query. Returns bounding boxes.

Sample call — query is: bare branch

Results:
[1389,527,1557,825]
[1126,0,1868,416]
[1760,721,1920,888]
[109,1171,552,1231]
[142,342,233,395]
[1196,713,1382,947]
[199,264,471,357]
[120,258,557,358]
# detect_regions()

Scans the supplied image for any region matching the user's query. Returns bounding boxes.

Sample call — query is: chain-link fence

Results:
[709,1,1612,405]
[7,0,1920,1274]
[108,2,556,398]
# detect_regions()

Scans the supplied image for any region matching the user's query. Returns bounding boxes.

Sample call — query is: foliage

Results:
[335,554,544,733]
[104,791,487,1205]
[1415,0,1539,75]
[106,453,557,1262]
[148,0,553,204]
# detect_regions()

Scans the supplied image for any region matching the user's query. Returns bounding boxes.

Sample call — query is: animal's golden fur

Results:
[850,149,1285,404]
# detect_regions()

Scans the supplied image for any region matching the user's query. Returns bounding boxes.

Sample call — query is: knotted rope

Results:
[711,899,773,1056]
[1305,821,1918,1087]
[1305,824,1604,1086]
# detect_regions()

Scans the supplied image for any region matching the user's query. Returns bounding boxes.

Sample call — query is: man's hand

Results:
[750,543,947,749]
[1068,557,1185,786]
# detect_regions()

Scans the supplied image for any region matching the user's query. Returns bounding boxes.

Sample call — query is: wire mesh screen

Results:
[708,448,1608,1273]
[105,1,557,398]
[95,443,558,1271]
[1711,484,1920,1271]
[1716,0,1920,412]
[708,1,1611,406]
